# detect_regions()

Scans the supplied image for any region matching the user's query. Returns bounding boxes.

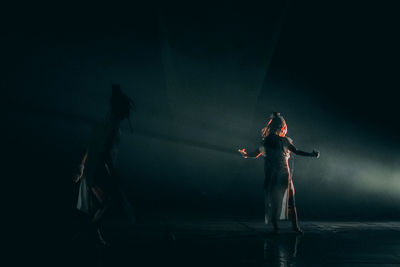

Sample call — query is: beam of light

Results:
[133,127,238,156]
[17,105,240,156]
[319,149,400,200]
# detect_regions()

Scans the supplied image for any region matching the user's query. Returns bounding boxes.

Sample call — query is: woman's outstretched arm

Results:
[238,148,263,159]
[288,144,320,158]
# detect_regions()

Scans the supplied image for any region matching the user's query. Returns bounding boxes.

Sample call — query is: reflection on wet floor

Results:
[263,235,300,266]
[73,220,400,267]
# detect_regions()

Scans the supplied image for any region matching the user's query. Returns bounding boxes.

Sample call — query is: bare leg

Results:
[91,205,109,224]
[96,225,109,247]
[291,208,302,233]
[91,186,111,245]
[288,188,302,234]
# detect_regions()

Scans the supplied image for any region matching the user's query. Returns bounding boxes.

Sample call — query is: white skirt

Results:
[76,177,93,214]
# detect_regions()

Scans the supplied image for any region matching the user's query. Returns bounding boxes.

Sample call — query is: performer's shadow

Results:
[263,234,301,267]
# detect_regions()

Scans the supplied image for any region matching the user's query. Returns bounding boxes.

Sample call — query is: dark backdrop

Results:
[4,0,400,221]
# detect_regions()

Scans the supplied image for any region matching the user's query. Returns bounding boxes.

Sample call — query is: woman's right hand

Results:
[238,148,248,158]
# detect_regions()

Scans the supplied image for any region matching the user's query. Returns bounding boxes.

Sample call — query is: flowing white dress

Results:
[262,134,294,224]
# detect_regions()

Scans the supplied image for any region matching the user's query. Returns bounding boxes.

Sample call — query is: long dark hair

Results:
[110,84,136,121]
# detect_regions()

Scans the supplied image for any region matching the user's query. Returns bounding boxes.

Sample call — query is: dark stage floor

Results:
[73,219,400,267]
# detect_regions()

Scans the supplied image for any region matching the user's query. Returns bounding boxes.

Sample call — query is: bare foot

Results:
[293,227,303,235]
[98,239,110,247]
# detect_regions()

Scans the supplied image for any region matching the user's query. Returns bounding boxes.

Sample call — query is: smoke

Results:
[321,147,400,199]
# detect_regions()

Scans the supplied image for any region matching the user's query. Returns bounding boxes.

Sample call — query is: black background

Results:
[4,0,400,229]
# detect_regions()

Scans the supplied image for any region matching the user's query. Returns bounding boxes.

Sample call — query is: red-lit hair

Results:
[261,112,287,138]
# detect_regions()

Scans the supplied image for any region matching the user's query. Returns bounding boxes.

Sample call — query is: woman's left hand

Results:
[312,150,320,158]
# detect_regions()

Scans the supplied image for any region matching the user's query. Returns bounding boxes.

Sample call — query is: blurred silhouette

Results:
[73,84,136,246]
